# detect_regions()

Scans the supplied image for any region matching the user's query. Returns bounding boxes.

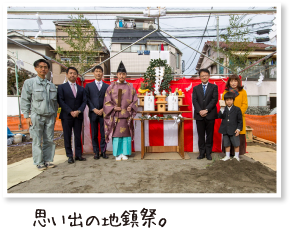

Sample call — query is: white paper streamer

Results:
[50,71,53,82]
[63,77,67,84]
[256,71,264,87]
[163,114,178,146]
[16,59,24,70]
[244,77,248,90]
[172,114,183,127]
[35,13,43,38]
[185,83,192,92]
[154,67,165,95]
[270,67,276,78]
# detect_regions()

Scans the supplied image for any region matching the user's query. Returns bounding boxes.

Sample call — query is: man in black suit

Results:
[57,67,87,164]
[192,69,218,160]
[85,65,109,159]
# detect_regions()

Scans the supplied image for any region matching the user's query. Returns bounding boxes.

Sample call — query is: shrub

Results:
[245,106,273,115]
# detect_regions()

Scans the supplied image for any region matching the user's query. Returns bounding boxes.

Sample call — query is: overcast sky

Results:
[7,6,276,74]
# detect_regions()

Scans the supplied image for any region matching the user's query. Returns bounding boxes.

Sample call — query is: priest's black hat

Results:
[117,61,127,73]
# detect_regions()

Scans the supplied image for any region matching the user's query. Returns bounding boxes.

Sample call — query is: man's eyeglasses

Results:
[37,66,49,69]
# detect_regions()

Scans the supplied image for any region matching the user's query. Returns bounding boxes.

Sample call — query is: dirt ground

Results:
[8,151,276,194]
[7,131,64,165]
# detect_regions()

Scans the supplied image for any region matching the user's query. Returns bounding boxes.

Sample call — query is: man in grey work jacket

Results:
[21,59,58,171]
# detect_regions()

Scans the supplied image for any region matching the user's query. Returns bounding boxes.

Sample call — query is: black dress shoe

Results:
[75,156,86,161]
[68,157,74,164]
[197,155,205,159]
[94,154,100,160]
[206,155,212,160]
[101,152,109,159]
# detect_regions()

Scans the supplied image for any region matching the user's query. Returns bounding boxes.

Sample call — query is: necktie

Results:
[203,85,206,95]
[97,81,101,91]
[71,83,76,98]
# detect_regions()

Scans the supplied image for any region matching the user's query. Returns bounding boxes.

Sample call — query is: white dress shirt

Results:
[68,81,77,93]
[95,80,103,90]
[201,82,209,91]
[220,105,232,113]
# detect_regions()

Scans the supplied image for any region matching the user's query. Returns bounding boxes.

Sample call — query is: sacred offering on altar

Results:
[156,95,167,112]
[219,100,226,107]
[138,84,150,94]
[144,95,155,111]
[162,90,166,96]
[178,89,183,95]
[174,88,179,95]
[138,88,149,94]
[168,94,178,111]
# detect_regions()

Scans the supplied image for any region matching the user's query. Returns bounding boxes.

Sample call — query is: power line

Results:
[185,40,202,65]
[184,13,212,73]
[7,21,272,34]
[7,15,233,21]
[7,23,272,36]
[180,38,201,51]
[7,25,272,40]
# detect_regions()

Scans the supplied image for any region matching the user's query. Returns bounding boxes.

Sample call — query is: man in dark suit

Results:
[85,65,109,159]
[192,68,218,160]
[57,67,87,164]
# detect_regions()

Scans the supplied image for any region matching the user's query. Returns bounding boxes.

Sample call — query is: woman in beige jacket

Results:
[222,74,248,155]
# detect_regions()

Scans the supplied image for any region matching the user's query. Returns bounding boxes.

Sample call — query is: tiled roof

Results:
[205,41,276,50]
[111,29,182,53]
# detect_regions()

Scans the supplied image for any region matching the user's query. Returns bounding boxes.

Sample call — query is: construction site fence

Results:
[7,114,63,132]
[245,114,276,143]
[8,114,277,143]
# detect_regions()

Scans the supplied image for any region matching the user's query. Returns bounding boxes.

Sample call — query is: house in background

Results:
[195,41,277,109]
[52,20,110,85]
[7,31,55,80]
[7,31,56,116]
[110,16,183,77]
[32,35,57,51]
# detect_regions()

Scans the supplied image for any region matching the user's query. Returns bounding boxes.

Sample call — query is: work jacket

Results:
[21,76,58,118]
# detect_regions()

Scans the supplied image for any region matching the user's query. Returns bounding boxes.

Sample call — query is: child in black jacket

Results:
[218,92,243,161]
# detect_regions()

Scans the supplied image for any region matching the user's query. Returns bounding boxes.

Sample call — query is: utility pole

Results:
[216,16,220,74]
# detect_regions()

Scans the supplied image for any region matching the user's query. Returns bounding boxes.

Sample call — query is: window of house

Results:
[61,67,66,73]
[121,44,145,52]
[87,56,98,63]
[208,48,211,56]
[147,45,158,51]
[60,56,80,72]
[131,44,145,52]
[248,95,267,106]
[61,56,80,63]
[176,53,180,69]
[146,44,168,51]
[219,58,224,74]
[135,22,144,29]
[121,44,131,52]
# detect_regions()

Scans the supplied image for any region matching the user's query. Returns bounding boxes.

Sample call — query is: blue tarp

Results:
[7,127,14,138]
